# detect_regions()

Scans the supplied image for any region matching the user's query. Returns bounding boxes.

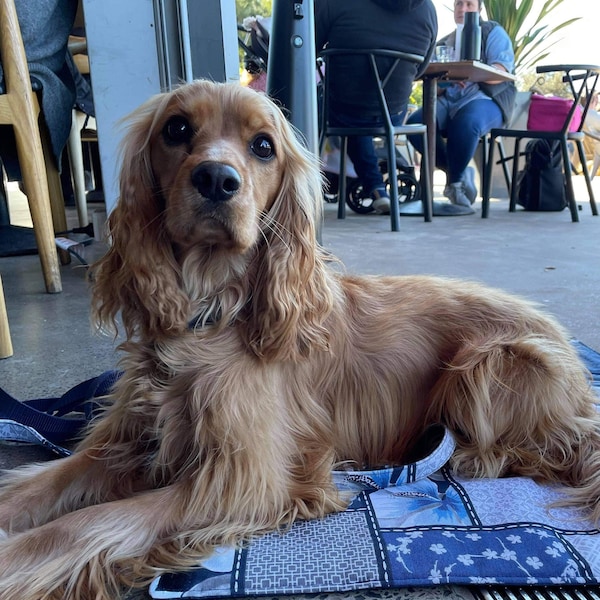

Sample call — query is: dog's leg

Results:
[0,380,162,535]
[428,334,600,523]
[0,467,344,600]
[0,484,196,600]
[0,452,105,534]
[0,441,149,536]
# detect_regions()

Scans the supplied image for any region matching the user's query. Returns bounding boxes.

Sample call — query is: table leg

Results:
[414,75,474,216]
[400,73,476,217]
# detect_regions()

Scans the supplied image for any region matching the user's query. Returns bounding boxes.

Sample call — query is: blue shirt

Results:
[441,23,514,119]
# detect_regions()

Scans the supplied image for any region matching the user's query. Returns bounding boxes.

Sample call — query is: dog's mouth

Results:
[183,212,235,247]
[172,205,255,254]
[197,215,237,246]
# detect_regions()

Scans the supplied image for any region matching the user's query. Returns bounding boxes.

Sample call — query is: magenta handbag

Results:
[527,93,583,132]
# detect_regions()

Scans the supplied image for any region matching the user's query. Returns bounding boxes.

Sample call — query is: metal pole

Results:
[266,0,321,238]
[267,0,318,157]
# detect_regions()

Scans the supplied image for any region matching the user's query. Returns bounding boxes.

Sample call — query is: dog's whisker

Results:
[259,212,292,253]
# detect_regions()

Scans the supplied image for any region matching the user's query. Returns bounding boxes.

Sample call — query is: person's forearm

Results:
[484,62,508,84]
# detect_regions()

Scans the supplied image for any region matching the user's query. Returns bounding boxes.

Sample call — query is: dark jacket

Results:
[315,0,438,117]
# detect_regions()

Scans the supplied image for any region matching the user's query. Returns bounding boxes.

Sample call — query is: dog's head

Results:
[148,81,290,252]
[92,80,332,359]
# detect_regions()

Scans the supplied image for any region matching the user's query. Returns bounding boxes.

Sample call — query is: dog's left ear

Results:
[245,115,334,361]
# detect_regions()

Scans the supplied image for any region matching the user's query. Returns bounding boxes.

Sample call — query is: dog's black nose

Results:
[191,162,241,202]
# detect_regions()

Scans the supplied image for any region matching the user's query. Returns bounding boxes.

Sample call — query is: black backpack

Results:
[517,139,567,211]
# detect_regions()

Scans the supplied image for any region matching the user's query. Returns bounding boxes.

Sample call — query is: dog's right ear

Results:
[91,94,190,340]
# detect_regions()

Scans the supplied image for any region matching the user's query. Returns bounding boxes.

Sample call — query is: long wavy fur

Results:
[1,80,599,600]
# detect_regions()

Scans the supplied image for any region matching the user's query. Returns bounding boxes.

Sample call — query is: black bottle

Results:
[460,11,481,61]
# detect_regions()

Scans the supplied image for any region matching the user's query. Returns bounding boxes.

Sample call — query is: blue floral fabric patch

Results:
[150,468,600,599]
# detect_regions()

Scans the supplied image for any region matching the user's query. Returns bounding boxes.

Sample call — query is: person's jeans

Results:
[407,98,503,184]
[329,110,406,195]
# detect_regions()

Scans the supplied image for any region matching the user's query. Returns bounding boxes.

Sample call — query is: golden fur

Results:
[1,80,599,600]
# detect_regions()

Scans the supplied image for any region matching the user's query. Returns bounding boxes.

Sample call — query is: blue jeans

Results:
[329,110,406,195]
[407,98,503,184]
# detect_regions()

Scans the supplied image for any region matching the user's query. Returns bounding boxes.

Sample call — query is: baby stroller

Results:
[322,136,421,214]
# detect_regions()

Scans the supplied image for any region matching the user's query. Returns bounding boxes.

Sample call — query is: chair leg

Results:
[387,135,400,232]
[13,120,62,293]
[0,275,13,359]
[575,139,598,216]
[40,125,71,265]
[560,137,579,222]
[509,138,521,212]
[419,131,432,222]
[480,134,489,200]
[338,136,348,220]
[481,134,496,218]
[497,138,511,193]
[68,109,90,227]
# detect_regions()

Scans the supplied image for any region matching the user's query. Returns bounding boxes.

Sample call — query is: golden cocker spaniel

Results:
[1,80,599,600]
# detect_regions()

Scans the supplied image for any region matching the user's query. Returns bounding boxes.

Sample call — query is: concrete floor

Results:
[0,173,599,599]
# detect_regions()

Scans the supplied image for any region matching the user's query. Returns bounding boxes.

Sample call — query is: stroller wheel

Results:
[383,169,421,204]
[346,179,375,214]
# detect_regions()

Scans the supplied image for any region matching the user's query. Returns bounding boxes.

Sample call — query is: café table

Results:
[401,60,516,216]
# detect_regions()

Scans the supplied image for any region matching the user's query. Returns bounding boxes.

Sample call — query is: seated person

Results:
[315,0,437,215]
[407,0,516,208]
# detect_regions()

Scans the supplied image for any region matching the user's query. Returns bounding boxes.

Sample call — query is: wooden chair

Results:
[0,0,69,293]
[319,48,431,232]
[67,35,100,228]
[482,64,600,221]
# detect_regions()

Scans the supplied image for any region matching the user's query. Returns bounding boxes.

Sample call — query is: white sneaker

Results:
[446,182,471,207]
[461,166,477,204]
[371,189,391,215]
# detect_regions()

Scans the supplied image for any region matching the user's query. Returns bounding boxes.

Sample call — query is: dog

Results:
[1,79,599,600]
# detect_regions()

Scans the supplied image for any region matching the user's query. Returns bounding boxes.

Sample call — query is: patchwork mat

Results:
[151,341,600,599]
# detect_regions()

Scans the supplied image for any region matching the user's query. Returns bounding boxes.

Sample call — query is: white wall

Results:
[82,0,239,213]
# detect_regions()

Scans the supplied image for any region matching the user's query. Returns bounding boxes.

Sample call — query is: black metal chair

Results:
[318,48,431,232]
[482,64,600,221]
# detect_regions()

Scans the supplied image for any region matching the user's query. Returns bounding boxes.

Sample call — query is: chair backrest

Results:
[533,64,600,135]
[319,48,425,132]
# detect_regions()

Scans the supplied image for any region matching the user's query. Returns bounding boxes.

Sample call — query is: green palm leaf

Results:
[483,0,580,73]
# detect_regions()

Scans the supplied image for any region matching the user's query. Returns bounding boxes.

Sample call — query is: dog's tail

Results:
[427,333,600,524]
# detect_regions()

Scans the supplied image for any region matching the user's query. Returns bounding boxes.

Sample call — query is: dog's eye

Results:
[162,116,193,145]
[250,135,275,160]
